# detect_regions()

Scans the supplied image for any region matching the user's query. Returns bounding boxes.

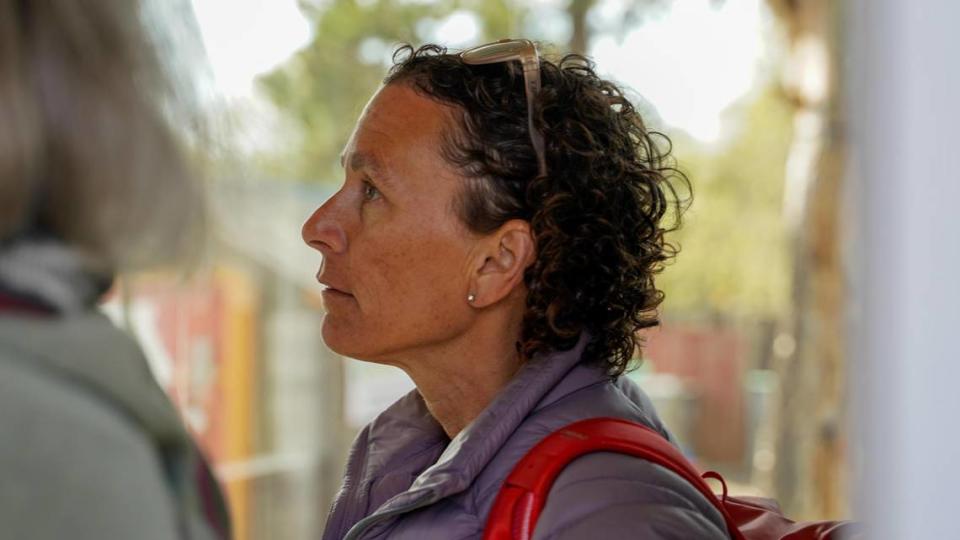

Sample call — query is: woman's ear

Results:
[469,220,535,307]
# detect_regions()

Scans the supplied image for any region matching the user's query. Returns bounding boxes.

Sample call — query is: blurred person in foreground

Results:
[0,1,229,539]
[304,41,729,539]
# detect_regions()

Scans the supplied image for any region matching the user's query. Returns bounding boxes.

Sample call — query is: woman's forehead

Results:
[361,85,455,141]
[345,84,459,171]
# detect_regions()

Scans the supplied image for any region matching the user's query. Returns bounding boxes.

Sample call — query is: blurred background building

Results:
[110,1,858,538]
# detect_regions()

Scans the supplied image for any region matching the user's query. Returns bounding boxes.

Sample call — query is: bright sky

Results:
[591,0,766,141]
[190,0,766,143]
[189,0,312,99]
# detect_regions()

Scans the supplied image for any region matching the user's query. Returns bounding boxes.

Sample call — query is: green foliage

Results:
[257,0,523,181]
[658,85,794,319]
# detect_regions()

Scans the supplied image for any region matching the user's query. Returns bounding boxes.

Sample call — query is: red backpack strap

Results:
[483,417,746,540]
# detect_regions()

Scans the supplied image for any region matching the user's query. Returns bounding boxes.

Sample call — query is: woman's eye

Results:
[361,180,381,202]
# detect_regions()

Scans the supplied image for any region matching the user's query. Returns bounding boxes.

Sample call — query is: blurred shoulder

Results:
[0,354,179,540]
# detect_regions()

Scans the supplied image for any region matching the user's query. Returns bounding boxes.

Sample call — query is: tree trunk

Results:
[568,0,593,55]
[767,0,848,520]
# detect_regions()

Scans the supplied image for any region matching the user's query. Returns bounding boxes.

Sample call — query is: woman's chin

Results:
[321,317,371,359]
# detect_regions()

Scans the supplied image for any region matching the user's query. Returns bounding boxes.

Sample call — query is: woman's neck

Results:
[393,317,525,439]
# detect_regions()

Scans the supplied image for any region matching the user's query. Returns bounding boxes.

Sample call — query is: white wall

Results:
[847,1,960,537]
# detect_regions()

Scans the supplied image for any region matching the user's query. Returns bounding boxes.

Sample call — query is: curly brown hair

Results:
[385,43,689,376]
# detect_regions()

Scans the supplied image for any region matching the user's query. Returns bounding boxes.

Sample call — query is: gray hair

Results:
[0,0,206,273]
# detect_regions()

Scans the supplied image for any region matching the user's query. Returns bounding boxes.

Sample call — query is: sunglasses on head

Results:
[460,39,547,179]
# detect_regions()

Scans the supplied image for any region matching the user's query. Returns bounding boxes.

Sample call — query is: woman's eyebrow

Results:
[342,151,397,190]
[343,151,383,175]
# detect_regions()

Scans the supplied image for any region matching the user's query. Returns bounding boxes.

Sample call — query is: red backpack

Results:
[484,418,858,540]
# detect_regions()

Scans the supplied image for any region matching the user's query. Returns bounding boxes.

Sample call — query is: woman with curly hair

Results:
[304,40,729,539]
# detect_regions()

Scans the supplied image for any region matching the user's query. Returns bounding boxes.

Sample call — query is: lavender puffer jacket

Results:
[322,335,731,540]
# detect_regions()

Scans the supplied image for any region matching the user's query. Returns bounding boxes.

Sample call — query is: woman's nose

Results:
[302,201,348,255]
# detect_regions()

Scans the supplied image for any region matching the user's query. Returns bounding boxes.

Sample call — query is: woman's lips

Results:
[316,271,353,296]
[320,286,354,308]
[322,286,352,297]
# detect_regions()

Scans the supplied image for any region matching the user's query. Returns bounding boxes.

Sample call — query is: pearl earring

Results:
[467,293,476,303]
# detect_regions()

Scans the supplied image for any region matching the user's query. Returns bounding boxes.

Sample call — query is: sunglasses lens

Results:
[462,40,529,63]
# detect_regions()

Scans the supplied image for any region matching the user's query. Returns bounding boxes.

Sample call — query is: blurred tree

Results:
[569,0,591,54]
[765,0,848,520]
[257,0,525,182]
[659,85,795,321]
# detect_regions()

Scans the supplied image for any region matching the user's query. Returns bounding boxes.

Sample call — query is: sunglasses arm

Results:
[521,58,547,179]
